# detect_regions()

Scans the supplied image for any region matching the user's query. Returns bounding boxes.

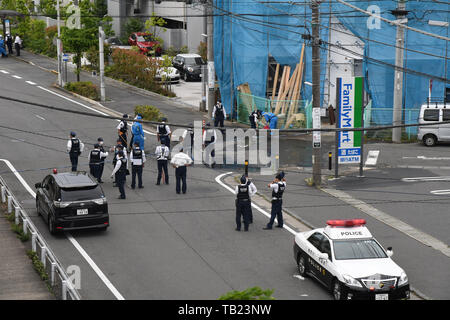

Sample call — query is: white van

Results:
[417,101,450,146]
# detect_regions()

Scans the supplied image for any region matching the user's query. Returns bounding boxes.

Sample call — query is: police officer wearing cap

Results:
[212,100,226,128]
[130,141,146,189]
[110,138,127,187]
[155,140,170,185]
[157,117,171,149]
[67,131,85,171]
[97,137,107,183]
[88,144,108,182]
[264,172,286,230]
[117,114,129,150]
[235,175,257,231]
[111,150,127,199]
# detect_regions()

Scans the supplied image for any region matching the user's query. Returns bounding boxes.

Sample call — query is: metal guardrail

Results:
[0,175,81,300]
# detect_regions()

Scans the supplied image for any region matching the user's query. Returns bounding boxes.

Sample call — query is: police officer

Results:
[243,176,257,224]
[249,109,261,129]
[171,148,193,194]
[155,140,170,185]
[130,141,146,189]
[66,131,84,171]
[157,118,171,149]
[5,32,13,55]
[263,172,286,230]
[97,137,107,183]
[111,150,127,199]
[117,114,129,150]
[235,175,256,231]
[131,114,145,150]
[88,144,108,182]
[110,138,127,187]
[212,100,226,128]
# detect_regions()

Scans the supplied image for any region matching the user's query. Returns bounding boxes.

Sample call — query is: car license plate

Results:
[375,294,388,300]
[77,208,88,216]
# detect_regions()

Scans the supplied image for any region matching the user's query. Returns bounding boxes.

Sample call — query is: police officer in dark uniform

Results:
[130,141,146,189]
[234,175,255,231]
[157,118,171,149]
[111,150,127,199]
[97,137,108,183]
[249,110,261,129]
[155,140,170,185]
[88,143,108,182]
[66,131,84,172]
[110,138,126,187]
[117,114,129,150]
[213,100,226,128]
[264,172,286,230]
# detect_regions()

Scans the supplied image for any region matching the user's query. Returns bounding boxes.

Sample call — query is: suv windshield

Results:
[137,35,154,42]
[185,57,205,65]
[60,186,104,201]
[333,239,387,260]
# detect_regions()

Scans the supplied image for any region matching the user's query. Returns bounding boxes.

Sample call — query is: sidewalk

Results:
[0,209,54,300]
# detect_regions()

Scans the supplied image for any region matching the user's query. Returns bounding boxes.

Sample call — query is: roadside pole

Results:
[311,0,322,186]
[334,78,340,179]
[200,4,207,112]
[99,26,106,102]
[207,0,215,121]
[57,0,62,87]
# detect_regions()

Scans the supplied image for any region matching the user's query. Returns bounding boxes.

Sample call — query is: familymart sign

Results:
[337,77,364,164]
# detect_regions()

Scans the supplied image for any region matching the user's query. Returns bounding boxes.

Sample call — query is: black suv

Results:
[35,171,109,234]
[172,53,205,81]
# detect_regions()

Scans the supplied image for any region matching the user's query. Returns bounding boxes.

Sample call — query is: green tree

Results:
[144,13,167,56]
[219,287,276,300]
[122,17,144,43]
[38,0,57,17]
[197,41,207,62]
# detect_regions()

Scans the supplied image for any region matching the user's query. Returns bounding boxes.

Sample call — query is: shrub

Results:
[134,105,165,122]
[85,43,111,71]
[64,81,99,100]
[219,287,275,300]
[44,26,57,57]
[197,41,207,62]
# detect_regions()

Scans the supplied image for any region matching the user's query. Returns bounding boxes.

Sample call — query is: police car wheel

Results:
[297,254,308,277]
[36,199,41,216]
[423,134,437,147]
[332,280,345,300]
[48,214,57,235]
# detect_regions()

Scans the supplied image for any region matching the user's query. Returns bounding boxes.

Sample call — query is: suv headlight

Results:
[187,67,193,72]
[342,274,362,288]
[53,201,70,208]
[398,271,408,286]
[93,198,107,205]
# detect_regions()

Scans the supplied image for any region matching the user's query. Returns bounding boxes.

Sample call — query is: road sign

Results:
[312,107,321,148]
[337,77,363,164]
[62,53,69,62]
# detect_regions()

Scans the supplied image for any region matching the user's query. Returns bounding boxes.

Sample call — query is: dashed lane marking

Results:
[12,75,22,79]
[26,81,37,85]
[402,176,450,182]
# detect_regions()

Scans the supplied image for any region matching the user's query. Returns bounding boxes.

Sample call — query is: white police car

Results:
[293,219,410,300]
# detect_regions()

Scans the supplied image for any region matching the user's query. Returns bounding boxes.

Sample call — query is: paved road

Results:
[0,58,331,300]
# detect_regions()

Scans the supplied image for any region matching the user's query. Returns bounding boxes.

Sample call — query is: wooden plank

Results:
[282,64,299,114]
[274,66,288,114]
[285,44,306,128]
[271,63,280,102]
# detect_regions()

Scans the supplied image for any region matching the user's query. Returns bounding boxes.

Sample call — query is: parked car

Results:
[172,53,205,81]
[35,171,109,234]
[417,99,449,146]
[145,57,180,84]
[128,32,162,56]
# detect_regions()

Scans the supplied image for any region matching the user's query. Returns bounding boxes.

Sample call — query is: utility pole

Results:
[392,0,407,143]
[200,3,207,112]
[56,0,62,86]
[99,26,106,102]
[311,0,322,186]
[207,0,215,121]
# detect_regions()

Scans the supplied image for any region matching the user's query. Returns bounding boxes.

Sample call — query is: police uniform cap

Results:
[123,114,128,118]
[240,175,247,184]
[117,150,124,157]
[94,143,100,148]
[70,131,76,137]
[97,137,104,141]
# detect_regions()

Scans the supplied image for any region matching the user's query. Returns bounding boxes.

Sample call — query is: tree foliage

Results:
[145,13,167,54]
[219,287,276,300]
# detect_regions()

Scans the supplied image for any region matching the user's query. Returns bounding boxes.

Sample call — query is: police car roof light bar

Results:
[326,219,366,227]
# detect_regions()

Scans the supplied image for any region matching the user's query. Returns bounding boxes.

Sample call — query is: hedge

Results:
[134,105,165,122]
[64,81,100,101]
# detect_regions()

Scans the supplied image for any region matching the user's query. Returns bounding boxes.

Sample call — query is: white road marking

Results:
[430,189,450,195]
[322,187,450,258]
[293,275,305,281]
[402,156,450,160]
[402,176,450,182]
[215,172,297,236]
[0,70,9,74]
[12,75,22,79]
[35,115,46,121]
[0,158,125,300]
[26,81,37,85]
[37,86,156,136]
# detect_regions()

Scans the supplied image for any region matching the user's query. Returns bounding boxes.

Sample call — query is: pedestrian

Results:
[117,114,129,150]
[66,131,84,172]
[110,138,128,187]
[234,175,256,231]
[263,172,286,230]
[5,32,13,55]
[14,34,22,57]
[155,140,170,185]
[249,109,262,129]
[131,114,145,150]
[130,141,146,189]
[97,137,107,183]
[213,99,226,128]
[328,104,336,125]
[88,143,108,182]
[202,123,217,168]
[110,150,127,199]
[0,35,7,58]
[171,148,193,194]
[157,117,171,149]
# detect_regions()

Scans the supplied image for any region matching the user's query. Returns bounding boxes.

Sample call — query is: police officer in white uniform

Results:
[234,175,257,231]
[212,100,226,128]
[157,118,172,149]
[264,172,286,230]
[130,141,146,189]
[155,140,170,185]
[67,131,85,172]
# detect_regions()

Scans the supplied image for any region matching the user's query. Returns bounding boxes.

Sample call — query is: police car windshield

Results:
[60,186,103,201]
[333,239,387,260]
